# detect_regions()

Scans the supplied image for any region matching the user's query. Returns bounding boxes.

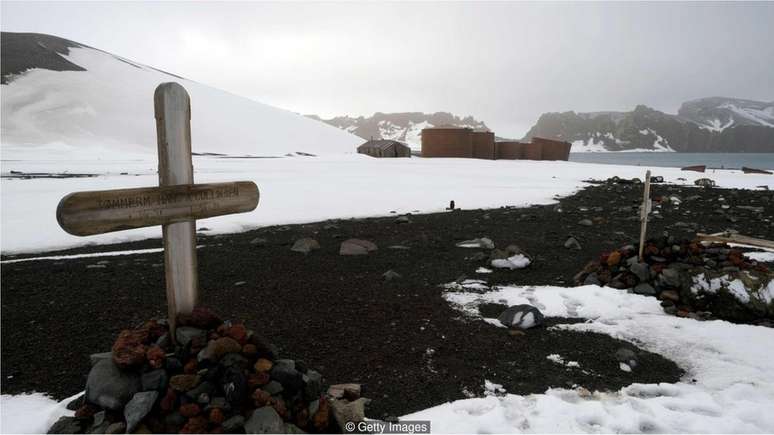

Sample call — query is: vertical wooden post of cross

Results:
[154,83,199,333]
[638,170,652,261]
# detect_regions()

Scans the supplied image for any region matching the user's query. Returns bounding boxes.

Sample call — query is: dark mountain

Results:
[307,112,489,147]
[522,98,774,153]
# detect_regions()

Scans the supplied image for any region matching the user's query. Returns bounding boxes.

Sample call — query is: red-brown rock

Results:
[180,416,208,434]
[254,358,273,373]
[247,372,270,389]
[179,403,201,418]
[112,329,148,368]
[606,251,621,267]
[183,359,198,374]
[225,323,248,345]
[74,404,97,418]
[178,306,222,330]
[160,388,177,412]
[252,389,271,407]
[209,408,225,424]
[242,344,258,357]
[146,345,166,369]
[312,397,330,431]
[271,397,288,419]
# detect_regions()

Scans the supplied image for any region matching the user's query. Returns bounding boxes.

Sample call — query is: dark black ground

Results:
[3,180,773,418]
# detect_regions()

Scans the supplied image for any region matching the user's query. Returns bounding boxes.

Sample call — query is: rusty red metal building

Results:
[471,130,496,160]
[421,126,473,158]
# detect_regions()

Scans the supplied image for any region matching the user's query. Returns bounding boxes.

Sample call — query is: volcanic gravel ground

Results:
[3,180,773,418]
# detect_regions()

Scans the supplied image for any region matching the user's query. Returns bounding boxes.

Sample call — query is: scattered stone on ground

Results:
[340,239,378,256]
[290,238,320,254]
[456,237,495,249]
[497,305,545,330]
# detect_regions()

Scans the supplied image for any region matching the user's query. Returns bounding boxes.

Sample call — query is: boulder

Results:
[630,262,650,282]
[497,305,544,329]
[633,283,656,295]
[140,369,168,392]
[578,219,593,226]
[85,359,141,410]
[175,327,205,347]
[111,329,148,368]
[124,391,158,433]
[244,406,285,434]
[291,238,320,254]
[330,398,370,428]
[340,239,378,256]
[47,417,86,434]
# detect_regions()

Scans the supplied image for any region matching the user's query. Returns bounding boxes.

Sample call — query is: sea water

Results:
[569,153,774,170]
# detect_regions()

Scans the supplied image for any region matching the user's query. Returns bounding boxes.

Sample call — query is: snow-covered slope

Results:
[307,112,490,149]
[678,97,774,132]
[0,33,361,159]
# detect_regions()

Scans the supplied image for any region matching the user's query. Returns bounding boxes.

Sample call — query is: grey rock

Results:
[583,273,600,286]
[497,305,544,329]
[164,412,186,429]
[564,237,581,250]
[331,398,371,429]
[220,353,249,369]
[456,237,495,249]
[141,369,168,391]
[633,283,656,295]
[86,359,141,410]
[66,394,85,410]
[124,391,158,433]
[664,305,678,315]
[395,215,412,224]
[263,380,284,396]
[175,326,205,347]
[186,381,215,399]
[89,352,112,366]
[382,270,402,281]
[104,422,126,435]
[308,399,320,417]
[291,238,320,254]
[47,417,85,434]
[285,423,306,434]
[615,348,638,367]
[223,415,246,432]
[578,219,593,226]
[303,370,322,401]
[630,262,650,282]
[340,239,378,255]
[660,268,682,287]
[250,237,268,246]
[244,406,285,434]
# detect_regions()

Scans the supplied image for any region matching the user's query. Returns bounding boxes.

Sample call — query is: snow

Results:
[0,392,79,434]
[699,118,735,132]
[719,103,774,128]
[2,156,772,254]
[745,251,774,262]
[491,254,531,270]
[1,46,361,160]
[546,354,581,368]
[406,283,774,433]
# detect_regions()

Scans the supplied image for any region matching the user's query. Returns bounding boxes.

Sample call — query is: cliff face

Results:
[523,99,774,153]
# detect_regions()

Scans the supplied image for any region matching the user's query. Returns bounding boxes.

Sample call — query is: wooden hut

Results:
[357,139,412,158]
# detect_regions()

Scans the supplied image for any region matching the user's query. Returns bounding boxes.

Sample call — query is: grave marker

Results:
[56,82,260,334]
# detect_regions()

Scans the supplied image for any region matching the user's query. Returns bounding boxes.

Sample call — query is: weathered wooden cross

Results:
[56,83,260,334]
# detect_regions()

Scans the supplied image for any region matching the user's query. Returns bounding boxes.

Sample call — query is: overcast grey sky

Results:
[2,1,773,137]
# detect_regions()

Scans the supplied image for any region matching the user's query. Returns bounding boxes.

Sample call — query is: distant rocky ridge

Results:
[313,97,774,153]
[306,112,490,148]
[523,97,774,153]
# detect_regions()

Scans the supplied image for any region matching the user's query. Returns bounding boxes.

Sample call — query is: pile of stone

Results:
[49,307,367,434]
[574,235,773,323]
[456,237,532,270]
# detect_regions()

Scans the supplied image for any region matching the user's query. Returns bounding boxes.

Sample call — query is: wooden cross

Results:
[56,83,260,334]
[638,169,652,261]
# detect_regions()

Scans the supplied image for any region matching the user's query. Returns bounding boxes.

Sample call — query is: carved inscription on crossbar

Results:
[57,181,259,236]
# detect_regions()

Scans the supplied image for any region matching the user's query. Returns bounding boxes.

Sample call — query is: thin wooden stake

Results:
[154,82,198,335]
[638,170,652,261]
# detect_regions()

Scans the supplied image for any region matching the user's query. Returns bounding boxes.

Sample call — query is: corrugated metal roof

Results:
[358,139,410,150]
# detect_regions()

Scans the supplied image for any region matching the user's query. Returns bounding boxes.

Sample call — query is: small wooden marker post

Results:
[56,83,260,336]
[638,170,652,261]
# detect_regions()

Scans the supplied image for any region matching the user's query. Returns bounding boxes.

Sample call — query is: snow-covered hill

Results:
[678,97,774,132]
[0,32,361,160]
[307,112,490,149]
